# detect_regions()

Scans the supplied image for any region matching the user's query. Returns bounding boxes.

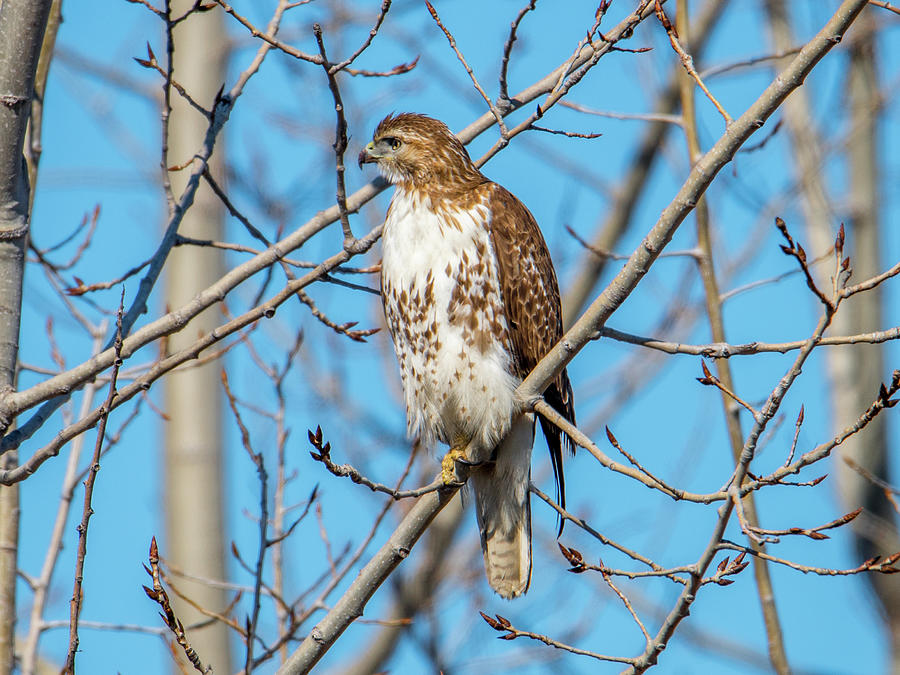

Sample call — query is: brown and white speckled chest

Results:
[380,186,520,453]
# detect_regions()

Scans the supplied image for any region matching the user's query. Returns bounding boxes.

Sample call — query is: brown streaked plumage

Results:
[488,186,576,506]
[360,113,575,599]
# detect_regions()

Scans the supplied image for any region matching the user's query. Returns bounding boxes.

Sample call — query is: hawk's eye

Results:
[382,137,402,151]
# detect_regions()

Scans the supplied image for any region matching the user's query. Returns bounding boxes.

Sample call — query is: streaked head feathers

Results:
[358,113,483,189]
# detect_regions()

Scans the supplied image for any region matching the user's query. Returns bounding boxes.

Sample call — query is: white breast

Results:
[381,189,519,453]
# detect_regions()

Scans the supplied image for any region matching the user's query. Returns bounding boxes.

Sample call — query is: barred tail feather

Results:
[470,415,534,599]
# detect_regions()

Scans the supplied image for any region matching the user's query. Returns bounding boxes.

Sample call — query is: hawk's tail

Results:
[470,415,534,599]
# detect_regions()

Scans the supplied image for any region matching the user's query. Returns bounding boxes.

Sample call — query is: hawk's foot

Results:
[441,445,469,485]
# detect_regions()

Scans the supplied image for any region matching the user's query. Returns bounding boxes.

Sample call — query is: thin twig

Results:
[598,560,652,644]
[739,119,783,153]
[313,23,357,247]
[603,425,685,497]
[345,55,420,78]
[295,289,379,341]
[529,124,602,139]
[566,224,699,260]
[718,540,900,576]
[425,0,509,137]
[534,399,686,500]
[308,426,456,498]
[775,216,834,309]
[479,612,637,664]
[699,48,802,79]
[498,0,538,103]
[560,99,682,125]
[63,293,125,673]
[654,0,732,125]
[532,484,679,576]
[728,485,768,544]
[558,543,692,586]
[133,41,209,117]
[719,249,833,302]
[747,507,862,541]
[474,0,654,167]
[841,259,900,298]
[213,0,322,64]
[30,204,100,270]
[867,0,900,15]
[597,325,900,358]
[20,324,108,675]
[784,405,804,466]
[328,0,392,74]
[221,369,268,672]
[695,360,761,421]
[143,538,212,673]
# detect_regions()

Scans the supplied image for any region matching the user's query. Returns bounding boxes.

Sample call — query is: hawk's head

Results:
[358,113,481,189]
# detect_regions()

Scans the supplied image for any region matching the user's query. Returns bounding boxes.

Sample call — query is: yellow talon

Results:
[441,444,468,484]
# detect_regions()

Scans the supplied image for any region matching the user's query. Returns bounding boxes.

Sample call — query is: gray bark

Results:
[0,0,52,671]
[163,3,231,672]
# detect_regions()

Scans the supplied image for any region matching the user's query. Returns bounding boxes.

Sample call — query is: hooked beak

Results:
[358,141,377,169]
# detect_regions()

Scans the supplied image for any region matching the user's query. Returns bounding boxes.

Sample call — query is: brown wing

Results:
[487,183,576,529]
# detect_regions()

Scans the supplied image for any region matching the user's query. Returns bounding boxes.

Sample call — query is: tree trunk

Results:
[0,1,52,671]
[836,12,900,672]
[766,4,900,670]
[163,3,231,672]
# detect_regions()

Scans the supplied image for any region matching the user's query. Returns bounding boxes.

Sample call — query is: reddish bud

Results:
[479,611,501,630]
[775,217,791,243]
[605,426,618,447]
[843,507,863,523]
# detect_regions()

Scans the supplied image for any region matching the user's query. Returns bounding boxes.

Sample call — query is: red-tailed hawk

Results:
[359,113,575,599]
